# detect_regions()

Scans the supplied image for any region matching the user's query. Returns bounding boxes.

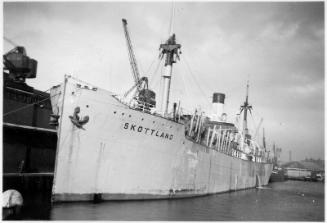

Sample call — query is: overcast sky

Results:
[3,2,324,161]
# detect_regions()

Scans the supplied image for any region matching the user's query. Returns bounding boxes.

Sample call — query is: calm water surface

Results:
[12,181,325,221]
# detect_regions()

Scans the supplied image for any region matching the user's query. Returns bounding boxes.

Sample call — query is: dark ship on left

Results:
[3,44,57,219]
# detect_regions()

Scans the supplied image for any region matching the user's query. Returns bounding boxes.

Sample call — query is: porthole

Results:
[129,115,131,117]
[122,113,125,115]
[141,118,144,121]
[114,111,117,114]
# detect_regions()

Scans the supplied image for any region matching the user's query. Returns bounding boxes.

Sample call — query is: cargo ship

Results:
[2,44,56,219]
[3,46,56,193]
[49,19,273,202]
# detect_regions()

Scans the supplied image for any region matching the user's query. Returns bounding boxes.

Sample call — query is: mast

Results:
[240,80,252,136]
[159,34,181,117]
[273,142,277,166]
[262,127,266,150]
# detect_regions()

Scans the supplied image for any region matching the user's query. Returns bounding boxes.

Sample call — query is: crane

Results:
[121,18,156,111]
[3,38,37,82]
[122,18,143,92]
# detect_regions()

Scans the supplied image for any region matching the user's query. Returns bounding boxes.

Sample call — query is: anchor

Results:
[69,106,89,130]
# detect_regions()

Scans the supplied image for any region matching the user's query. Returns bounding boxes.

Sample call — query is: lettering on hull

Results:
[123,122,173,140]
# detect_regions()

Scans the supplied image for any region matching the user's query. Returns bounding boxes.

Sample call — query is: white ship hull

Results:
[51,76,273,202]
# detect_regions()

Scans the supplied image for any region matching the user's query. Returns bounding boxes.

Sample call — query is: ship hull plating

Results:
[51,77,273,202]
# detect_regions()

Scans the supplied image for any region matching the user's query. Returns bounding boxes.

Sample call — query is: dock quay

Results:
[282,161,324,182]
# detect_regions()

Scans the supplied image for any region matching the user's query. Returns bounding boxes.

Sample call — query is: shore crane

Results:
[3,46,37,82]
[122,19,156,111]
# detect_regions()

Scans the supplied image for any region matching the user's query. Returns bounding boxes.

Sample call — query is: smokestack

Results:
[211,93,226,121]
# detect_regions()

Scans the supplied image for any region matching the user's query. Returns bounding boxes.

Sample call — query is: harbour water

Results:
[7,180,324,221]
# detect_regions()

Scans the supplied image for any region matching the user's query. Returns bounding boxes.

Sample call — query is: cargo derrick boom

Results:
[122,19,155,112]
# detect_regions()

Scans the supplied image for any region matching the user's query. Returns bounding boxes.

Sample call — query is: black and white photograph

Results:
[2,1,324,221]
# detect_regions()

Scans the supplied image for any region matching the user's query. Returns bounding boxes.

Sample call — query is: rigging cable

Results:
[178,66,195,113]
[179,67,192,100]
[181,55,212,109]
[3,36,18,47]
[146,57,157,78]
[151,59,164,90]
[3,88,60,117]
[149,58,163,85]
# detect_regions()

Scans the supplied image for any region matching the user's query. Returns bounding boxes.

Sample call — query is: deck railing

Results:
[116,96,270,163]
